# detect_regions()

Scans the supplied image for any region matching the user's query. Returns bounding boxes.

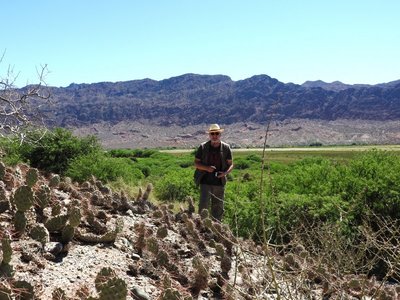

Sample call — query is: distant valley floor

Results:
[72,119,400,149]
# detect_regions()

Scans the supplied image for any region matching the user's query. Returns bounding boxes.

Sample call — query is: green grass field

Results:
[162,144,400,164]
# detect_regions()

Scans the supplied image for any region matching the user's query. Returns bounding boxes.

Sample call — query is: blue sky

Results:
[2,0,399,87]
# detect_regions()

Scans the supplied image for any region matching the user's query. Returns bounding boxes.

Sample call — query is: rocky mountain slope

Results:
[1,162,400,299]
[43,74,400,128]
[72,119,400,149]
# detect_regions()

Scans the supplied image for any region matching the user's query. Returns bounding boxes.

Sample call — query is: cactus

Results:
[191,256,209,294]
[29,224,50,246]
[215,243,225,258]
[14,280,35,300]
[163,274,172,289]
[283,253,300,271]
[185,219,196,234]
[0,230,14,277]
[142,183,153,200]
[13,185,34,213]
[3,172,15,190]
[200,208,209,220]
[0,185,9,213]
[156,250,169,267]
[95,267,127,300]
[115,217,124,234]
[68,206,81,228]
[220,255,232,275]
[134,222,146,255]
[203,218,212,229]
[45,214,69,232]
[58,181,72,193]
[208,239,216,248]
[153,209,163,219]
[75,227,119,243]
[63,176,73,185]
[136,187,143,201]
[80,181,92,191]
[157,226,168,239]
[0,281,12,300]
[0,185,7,201]
[12,186,33,234]
[61,224,75,243]
[26,168,39,187]
[49,174,60,188]
[51,201,62,216]
[35,184,51,210]
[160,288,182,300]
[0,161,5,180]
[183,215,200,241]
[146,237,159,255]
[94,179,104,190]
[186,196,195,215]
[14,211,27,233]
[91,190,105,206]
[1,232,12,264]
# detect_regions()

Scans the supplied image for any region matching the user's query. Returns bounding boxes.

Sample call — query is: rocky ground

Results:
[72,119,400,150]
[1,163,400,299]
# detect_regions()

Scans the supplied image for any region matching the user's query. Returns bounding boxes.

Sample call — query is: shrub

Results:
[343,150,400,220]
[0,138,24,165]
[66,152,143,183]
[234,158,251,170]
[108,148,156,158]
[17,128,101,174]
[154,169,196,202]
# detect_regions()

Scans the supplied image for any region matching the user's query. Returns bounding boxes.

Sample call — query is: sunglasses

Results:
[210,132,220,136]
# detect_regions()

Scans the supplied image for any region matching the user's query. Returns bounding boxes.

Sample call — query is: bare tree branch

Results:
[0,57,51,142]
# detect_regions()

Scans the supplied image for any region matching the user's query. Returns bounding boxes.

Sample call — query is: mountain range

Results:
[43,74,400,128]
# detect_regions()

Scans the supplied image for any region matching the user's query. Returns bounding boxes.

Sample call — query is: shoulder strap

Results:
[201,141,210,164]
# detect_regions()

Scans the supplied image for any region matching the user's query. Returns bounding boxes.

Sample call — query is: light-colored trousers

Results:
[199,184,225,221]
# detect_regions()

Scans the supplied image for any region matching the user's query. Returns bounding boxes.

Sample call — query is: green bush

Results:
[234,158,251,170]
[0,138,24,165]
[224,150,400,242]
[154,169,196,202]
[108,148,156,158]
[17,128,101,175]
[343,150,400,220]
[246,153,263,163]
[224,181,263,238]
[273,156,344,196]
[66,152,144,183]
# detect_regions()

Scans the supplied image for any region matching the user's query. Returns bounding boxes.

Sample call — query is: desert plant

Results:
[94,267,127,300]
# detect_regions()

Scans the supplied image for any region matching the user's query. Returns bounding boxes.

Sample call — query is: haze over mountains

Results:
[39,74,400,148]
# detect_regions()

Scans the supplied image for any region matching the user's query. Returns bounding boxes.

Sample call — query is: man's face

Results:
[209,131,221,141]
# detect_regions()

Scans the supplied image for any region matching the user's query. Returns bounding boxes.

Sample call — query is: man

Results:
[194,124,234,221]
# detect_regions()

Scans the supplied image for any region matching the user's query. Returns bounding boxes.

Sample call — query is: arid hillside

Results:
[43,74,400,128]
[28,73,399,148]
[1,162,399,299]
[72,119,400,149]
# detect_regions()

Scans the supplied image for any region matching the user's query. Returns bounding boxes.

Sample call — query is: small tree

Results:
[0,51,50,142]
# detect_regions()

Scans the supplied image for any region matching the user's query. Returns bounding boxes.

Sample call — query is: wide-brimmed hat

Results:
[207,124,224,133]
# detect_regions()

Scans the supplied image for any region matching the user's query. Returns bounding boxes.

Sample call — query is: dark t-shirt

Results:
[195,143,232,186]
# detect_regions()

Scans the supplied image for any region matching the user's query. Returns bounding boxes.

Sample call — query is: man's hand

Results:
[216,171,226,178]
[208,166,216,173]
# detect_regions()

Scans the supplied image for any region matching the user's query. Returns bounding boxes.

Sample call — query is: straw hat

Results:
[207,124,224,133]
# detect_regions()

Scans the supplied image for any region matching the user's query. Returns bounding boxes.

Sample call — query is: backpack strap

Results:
[200,141,210,165]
